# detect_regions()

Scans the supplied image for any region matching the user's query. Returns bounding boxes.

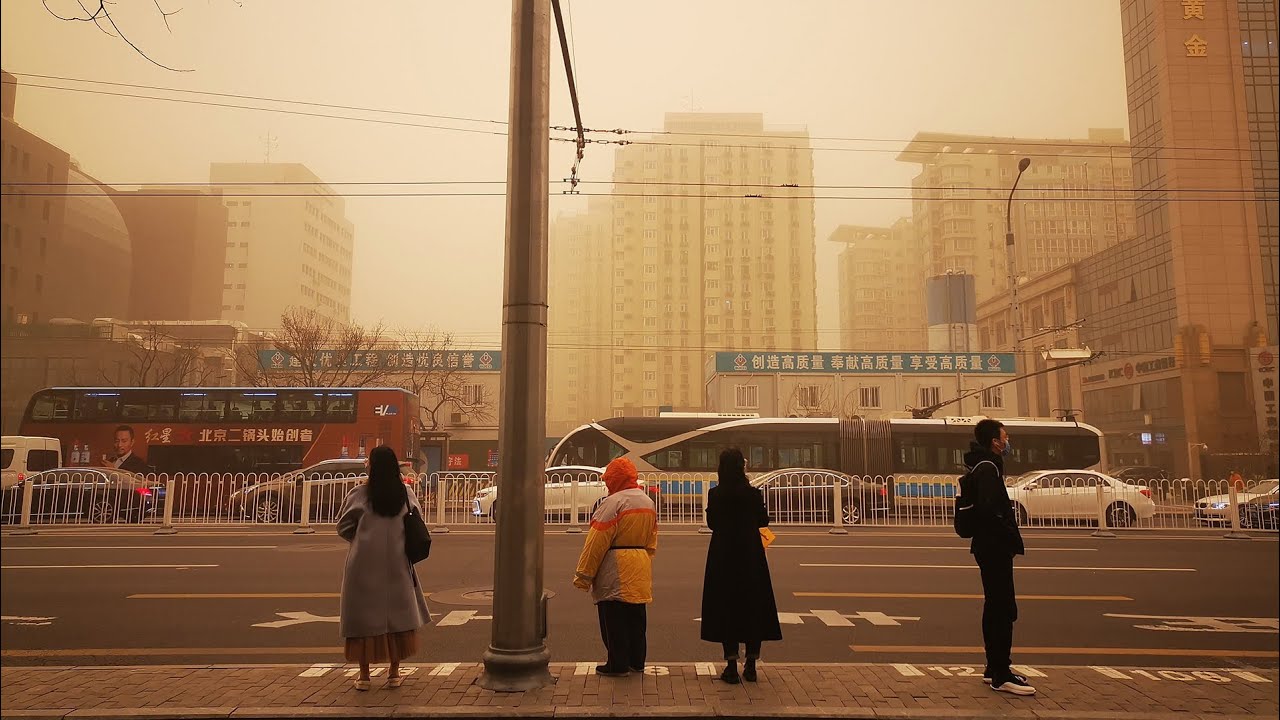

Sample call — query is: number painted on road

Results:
[1092,667,1273,684]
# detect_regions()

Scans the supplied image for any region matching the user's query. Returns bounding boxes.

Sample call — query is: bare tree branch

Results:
[44,0,193,72]
[152,0,181,32]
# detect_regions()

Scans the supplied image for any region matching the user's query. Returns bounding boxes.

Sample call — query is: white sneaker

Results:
[991,674,1036,696]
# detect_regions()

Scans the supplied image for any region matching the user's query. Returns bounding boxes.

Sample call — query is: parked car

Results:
[1112,466,1169,483]
[750,468,889,525]
[2,436,63,490]
[1,467,159,524]
[1239,492,1279,530]
[1005,470,1156,527]
[232,458,416,523]
[1194,480,1279,525]
[471,465,660,521]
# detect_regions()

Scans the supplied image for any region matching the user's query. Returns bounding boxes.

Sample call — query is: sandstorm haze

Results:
[0,0,1130,338]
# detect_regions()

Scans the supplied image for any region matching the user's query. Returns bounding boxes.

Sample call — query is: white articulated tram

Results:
[547,414,1106,514]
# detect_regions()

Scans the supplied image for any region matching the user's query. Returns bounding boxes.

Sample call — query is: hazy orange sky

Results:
[1,1,1130,349]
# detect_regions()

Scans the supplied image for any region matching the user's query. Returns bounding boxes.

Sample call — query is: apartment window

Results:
[858,386,881,409]
[734,384,760,409]
[461,384,485,407]
[239,221,250,227]
[919,386,942,408]
[796,384,822,409]
[981,386,1004,409]
[644,371,657,381]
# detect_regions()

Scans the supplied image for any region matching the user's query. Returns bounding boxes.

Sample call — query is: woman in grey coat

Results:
[337,445,429,690]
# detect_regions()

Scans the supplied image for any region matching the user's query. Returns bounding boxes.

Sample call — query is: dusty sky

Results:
[1,0,1130,350]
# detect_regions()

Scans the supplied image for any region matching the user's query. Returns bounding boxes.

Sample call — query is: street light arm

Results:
[1006,167,1028,233]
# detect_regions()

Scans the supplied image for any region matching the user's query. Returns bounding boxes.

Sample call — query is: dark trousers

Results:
[721,640,762,661]
[597,601,647,671]
[976,551,1018,677]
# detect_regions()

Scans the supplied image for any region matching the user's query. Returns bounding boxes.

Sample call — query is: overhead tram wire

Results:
[551,0,587,192]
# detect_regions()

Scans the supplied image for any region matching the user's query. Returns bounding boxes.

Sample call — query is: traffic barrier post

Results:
[1224,484,1251,540]
[1092,482,1115,538]
[12,477,37,535]
[433,475,450,533]
[566,479,583,534]
[154,477,178,535]
[830,480,849,535]
[294,480,315,534]
[698,480,712,534]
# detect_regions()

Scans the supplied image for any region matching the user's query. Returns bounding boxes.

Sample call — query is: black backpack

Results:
[953,461,996,539]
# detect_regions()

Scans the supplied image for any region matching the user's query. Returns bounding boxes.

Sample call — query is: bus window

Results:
[74,391,119,422]
[120,390,177,422]
[643,444,687,470]
[278,391,325,422]
[324,392,357,422]
[228,391,277,422]
[552,427,625,467]
[178,392,229,422]
[688,442,719,471]
[778,438,824,468]
[28,390,72,421]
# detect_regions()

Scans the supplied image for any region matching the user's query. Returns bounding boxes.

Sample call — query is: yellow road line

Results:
[796,592,1133,601]
[848,645,1279,658]
[127,592,430,599]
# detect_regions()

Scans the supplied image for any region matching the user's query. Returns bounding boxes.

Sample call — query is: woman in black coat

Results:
[700,448,782,684]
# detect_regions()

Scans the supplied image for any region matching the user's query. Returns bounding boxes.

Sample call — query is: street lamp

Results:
[1006,156,1031,415]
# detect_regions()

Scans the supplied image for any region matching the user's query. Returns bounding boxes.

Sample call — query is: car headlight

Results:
[475,488,496,499]
[1210,502,1229,510]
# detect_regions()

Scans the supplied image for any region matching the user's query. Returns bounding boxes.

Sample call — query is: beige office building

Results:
[831,218,927,351]
[547,200,614,437]
[897,130,1137,305]
[600,112,818,417]
[209,163,354,329]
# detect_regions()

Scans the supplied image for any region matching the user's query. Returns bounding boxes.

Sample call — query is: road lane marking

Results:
[252,611,338,628]
[794,592,1133,601]
[892,663,924,677]
[428,663,459,677]
[774,545,1097,551]
[803,563,1195,572]
[847,645,1278,658]
[1230,671,1272,682]
[300,663,340,677]
[128,592,431,599]
[0,546,276,550]
[1,564,218,569]
[1,615,55,626]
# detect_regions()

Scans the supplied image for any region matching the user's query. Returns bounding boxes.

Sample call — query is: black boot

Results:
[720,659,740,684]
[742,659,757,682]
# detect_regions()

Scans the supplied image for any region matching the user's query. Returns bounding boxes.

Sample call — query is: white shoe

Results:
[991,675,1036,696]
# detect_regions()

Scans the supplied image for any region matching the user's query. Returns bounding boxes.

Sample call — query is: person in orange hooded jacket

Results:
[573,457,658,676]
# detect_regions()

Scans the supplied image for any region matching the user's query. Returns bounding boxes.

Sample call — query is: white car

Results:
[1005,470,1156,527]
[471,465,660,520]
[1195,480,1279,525]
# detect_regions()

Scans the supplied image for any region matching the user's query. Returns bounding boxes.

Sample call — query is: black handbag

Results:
[403,486,432,563]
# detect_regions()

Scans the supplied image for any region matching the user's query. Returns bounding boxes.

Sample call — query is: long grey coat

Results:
[337,485,430,639]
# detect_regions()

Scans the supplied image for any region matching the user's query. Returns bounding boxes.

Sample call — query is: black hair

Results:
[974,419,1005,449]
[115,425,135,438]
[717,448,749,488]
[367,445,407,517]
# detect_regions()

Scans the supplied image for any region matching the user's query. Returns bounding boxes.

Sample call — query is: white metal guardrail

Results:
[1,471,1275,535]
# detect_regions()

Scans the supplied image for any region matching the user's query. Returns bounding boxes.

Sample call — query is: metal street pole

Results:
[1005,157,1031,416]
[479,0,552,692]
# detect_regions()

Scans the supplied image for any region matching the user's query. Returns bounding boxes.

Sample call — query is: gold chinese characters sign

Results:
[1184,0,1207,57]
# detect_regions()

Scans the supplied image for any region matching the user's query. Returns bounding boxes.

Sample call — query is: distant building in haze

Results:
[830,219,927,352]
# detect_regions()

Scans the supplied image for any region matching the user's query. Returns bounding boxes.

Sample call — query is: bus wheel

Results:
[253,494,283,523]
[1013,503,1030,527]
[842,501,863,525]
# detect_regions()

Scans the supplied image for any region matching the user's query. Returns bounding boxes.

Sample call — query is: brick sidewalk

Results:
[1,662,1275,719]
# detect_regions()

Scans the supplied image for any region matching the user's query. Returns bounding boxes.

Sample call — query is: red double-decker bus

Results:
[18,387,420,474]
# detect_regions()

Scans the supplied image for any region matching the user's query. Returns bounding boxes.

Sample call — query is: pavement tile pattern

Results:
[1,663,1275,719]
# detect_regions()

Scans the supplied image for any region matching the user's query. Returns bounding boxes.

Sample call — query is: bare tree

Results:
[392,329,496,432]
[785,383,836,418]
[42,0,216,71]
[111,325,220,386]
[254,307,393,388]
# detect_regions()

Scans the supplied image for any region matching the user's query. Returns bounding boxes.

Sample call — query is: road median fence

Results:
[1,470,1274,535]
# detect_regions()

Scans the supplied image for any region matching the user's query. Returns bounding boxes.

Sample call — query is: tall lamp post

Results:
[1006,157,1031,415]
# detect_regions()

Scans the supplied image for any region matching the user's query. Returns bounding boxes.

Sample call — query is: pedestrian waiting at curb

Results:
[337,446,430,691]
[573,457,659,676]
[700,448,782,684]
[960,419,1035,696]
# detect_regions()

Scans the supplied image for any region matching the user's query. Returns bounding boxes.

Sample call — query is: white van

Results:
[1,436,63,489]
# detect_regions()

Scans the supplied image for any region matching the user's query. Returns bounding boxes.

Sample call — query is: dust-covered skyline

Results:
[0,1,1130,348]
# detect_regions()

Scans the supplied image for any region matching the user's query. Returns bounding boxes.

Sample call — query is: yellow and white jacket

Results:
[573,488,658,604]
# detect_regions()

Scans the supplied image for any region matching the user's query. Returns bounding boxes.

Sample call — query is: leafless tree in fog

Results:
[114,325,221,386]
[785,383,835,418]
[238,307,392,388]
[393,329,496,432]
[42,0,240,71]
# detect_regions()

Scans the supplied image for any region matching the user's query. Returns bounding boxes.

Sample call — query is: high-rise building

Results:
[897,129,1137,304]
[605,112,817,416]
[1067,0,1277,475]
[547,200,613,436]
[2,73,131,326]
[209,163,354,329]
[830,219,927,351]
[115,188,229,321]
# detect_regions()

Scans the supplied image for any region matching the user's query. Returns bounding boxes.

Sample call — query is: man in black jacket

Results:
[963,419,1034,696]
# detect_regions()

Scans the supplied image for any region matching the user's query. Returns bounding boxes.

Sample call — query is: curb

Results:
[0,709,1269,720]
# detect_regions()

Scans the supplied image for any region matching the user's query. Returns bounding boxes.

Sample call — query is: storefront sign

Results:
[715,352,1015,375]
[259,349,501,372]
[1250,347,1278,452]
[446,454,470,470]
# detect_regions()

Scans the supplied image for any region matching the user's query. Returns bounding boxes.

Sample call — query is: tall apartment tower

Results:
[897,130,1137,304]
[830,218,927,351]
[605,112,818,416]
[209,163,354,328]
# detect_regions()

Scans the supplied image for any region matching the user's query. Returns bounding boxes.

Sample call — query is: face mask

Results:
[1001,439,1013,456]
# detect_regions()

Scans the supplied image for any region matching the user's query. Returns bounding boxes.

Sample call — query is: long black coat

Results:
[700,482,782,643]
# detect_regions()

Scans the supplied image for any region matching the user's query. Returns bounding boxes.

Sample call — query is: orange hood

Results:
[603,458,639,495]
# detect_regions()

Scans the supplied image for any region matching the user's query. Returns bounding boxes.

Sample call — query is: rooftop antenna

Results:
[261,131,278,163]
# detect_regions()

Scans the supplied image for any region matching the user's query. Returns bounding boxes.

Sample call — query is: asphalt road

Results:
[2,526,1277,669]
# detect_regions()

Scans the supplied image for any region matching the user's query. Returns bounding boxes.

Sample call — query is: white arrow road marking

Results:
[1,615,55,626]
[252,611,339,629]
[436,610,492,627]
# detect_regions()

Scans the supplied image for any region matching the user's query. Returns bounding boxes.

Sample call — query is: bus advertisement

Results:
[18,387,420,475]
